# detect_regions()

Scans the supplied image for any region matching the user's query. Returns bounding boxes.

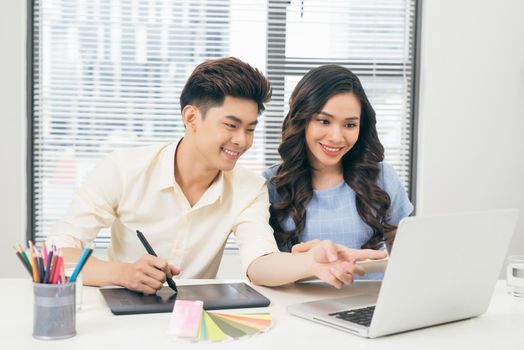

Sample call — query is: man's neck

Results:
[174,137,220,206]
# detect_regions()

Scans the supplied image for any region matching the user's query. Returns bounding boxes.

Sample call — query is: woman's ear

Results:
[181,105,198,130]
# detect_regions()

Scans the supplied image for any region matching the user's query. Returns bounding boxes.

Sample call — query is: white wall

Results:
[416,0,524,262]
[1,0,523,278]
[0,0,27,278]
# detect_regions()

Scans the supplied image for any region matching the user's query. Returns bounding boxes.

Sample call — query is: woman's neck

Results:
[311,164,344,190]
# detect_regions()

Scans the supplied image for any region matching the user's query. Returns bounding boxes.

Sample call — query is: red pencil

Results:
[52,253,63,284]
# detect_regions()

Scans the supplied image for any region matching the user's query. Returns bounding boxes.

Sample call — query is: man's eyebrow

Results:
[318,111,359,121]
[225,115,258,126]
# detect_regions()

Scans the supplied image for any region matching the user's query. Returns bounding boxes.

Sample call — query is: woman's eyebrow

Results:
[318,111,359,120]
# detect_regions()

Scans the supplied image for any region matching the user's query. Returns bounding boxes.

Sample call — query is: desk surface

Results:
[1,279,523,349]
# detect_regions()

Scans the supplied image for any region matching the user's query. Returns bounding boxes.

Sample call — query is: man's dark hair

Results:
[180,57,272,117]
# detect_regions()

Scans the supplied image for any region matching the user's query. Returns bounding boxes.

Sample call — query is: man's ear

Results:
[181,105,199,130]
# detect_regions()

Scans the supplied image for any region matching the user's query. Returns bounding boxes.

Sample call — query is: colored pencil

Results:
[42,242,48,268]
[43,250,54,284]
[37,252,45,283]
[69,243,94,282]
[13,242,73,284]
[52,253,63,285]
[14,245,30,268]
[30,251,38,282]
[14,246,33,277]
[34,252,39,283]
[17,244,31,268]
[47,254,58,284]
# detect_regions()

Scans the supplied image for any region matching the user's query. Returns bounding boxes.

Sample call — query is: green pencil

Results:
[14,245,33,277]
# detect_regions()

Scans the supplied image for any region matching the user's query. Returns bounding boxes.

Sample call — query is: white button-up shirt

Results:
[47,140,279,278]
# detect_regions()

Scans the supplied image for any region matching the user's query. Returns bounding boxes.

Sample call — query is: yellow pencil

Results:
[30,251,38,282]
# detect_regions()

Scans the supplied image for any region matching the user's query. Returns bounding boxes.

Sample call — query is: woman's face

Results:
[305,92,361,171]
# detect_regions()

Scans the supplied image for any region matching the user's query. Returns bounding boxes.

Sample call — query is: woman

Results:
[264,65,413,271]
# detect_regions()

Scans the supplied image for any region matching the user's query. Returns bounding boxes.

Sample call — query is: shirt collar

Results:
[157,138,226,207]
[192,171,225,209]
[157,139,180,191]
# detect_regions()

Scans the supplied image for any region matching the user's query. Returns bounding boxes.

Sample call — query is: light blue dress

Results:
[263,162,414,280]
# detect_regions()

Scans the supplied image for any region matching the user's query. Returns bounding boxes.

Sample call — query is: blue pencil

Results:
[43,250,54,284]
[69,243,94,282]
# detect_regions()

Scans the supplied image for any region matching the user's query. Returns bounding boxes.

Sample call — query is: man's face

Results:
[192,96,259,172]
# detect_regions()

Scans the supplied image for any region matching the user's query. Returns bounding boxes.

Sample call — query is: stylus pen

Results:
[136,230,178,294]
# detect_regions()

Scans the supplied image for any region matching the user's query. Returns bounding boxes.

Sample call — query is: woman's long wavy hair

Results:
[269,65,396,250]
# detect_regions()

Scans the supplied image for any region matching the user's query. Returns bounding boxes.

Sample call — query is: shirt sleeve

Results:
[46,152,123,249]
[381,162,414,226]
[231,183,279,277]
[261,164,279,205]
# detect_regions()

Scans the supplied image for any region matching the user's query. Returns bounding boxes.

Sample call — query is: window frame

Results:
[27,0,422,242]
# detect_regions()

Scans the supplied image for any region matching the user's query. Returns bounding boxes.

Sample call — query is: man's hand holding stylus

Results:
[119,254,180,295]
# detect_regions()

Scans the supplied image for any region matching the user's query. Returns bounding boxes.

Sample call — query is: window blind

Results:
[32,0,417,249]
[264,0,416,185]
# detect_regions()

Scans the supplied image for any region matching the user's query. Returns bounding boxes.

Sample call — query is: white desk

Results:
[1,279,523,349]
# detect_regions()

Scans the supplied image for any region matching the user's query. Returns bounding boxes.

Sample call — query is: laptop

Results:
[287,209,519,338]
[101,282,270,315]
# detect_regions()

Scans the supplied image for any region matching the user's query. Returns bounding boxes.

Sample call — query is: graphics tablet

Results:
[100,282,270,315]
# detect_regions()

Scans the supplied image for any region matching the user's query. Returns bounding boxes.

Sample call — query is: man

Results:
[48,57,385,294]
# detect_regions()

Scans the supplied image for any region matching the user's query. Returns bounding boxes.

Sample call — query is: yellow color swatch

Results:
[203,311,227,341]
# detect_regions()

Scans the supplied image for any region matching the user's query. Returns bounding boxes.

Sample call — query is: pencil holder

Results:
[33,282,76,340]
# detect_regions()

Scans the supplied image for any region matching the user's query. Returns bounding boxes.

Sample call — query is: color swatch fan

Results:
[167,300,272,342]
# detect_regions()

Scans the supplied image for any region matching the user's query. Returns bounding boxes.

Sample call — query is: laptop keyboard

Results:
[329,305,375,327]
